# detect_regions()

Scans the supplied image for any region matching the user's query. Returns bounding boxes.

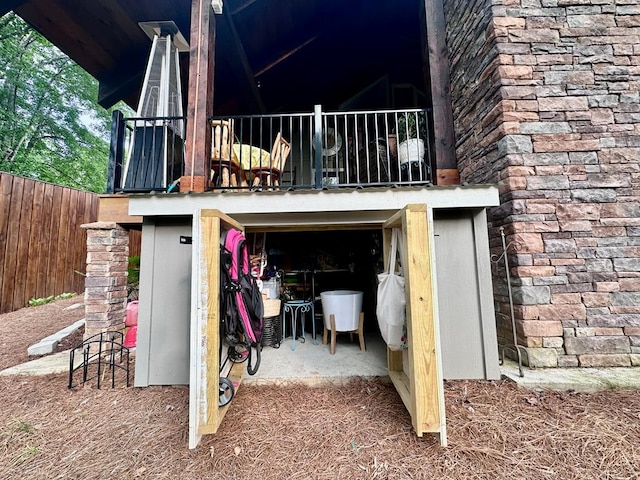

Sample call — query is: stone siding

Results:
[444,0,502,185]
[445,0,640,367]
[82,222,129,339]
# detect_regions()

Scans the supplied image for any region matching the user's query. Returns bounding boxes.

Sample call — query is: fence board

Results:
[72,190,86,293]
[47,185,64,298]
[63,189,79,292]
[0,173,100,313]
[36,182,55,300]
[2,176,24,312]
[0,174,14,306]
[24,181,45,306]
[129,228,142,258]
[55,186,72,296]
[13,176,35,310]
[73,189,91,292]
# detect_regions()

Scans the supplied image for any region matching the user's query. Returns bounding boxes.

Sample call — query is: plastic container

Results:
[124,325,137,348]
[262,279,279,299]
[125,301,139,327]
[320,290,363,331]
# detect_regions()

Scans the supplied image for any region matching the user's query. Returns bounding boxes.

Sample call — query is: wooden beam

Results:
[421,0,458,185]
[254,36,317,77]
[181,0,216,193]
[97,195,142,224]
[201,213,221,432]
[229,0,260,15]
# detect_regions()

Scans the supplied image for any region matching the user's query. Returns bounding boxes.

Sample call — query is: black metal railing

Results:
[108,106,432,193]
[107,111,186,193]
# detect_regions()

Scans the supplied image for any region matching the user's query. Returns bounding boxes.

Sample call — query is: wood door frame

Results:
[382,204,447,446]
[188,205,447,448]
[189,208,244,449]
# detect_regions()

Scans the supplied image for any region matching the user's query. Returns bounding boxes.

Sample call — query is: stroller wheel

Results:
[219,377,235,406]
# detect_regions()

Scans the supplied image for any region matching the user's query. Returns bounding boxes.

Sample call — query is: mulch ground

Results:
[1,297,639,479]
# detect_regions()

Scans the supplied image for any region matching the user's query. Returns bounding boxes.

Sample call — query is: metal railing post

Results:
[313,104,323,189]
[107,110,124,193]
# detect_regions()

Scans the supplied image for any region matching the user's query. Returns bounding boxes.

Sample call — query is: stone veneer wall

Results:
[444,0,640,367]
[82,222,129,339]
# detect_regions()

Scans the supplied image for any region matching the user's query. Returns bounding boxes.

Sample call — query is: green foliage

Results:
[28,292,76,307]
[28,296,54,307]
[128,256,140,285]
[127,256,140,300]
[0,13,115,192]
[397,112,427,144]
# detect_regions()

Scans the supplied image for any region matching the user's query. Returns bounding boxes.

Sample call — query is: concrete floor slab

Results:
[243,333,388,386]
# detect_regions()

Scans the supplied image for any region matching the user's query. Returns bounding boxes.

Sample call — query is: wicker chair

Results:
[250,132,291,189]
[211,119,245,188]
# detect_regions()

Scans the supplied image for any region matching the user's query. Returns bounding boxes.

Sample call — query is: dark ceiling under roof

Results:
[7,0,428,115]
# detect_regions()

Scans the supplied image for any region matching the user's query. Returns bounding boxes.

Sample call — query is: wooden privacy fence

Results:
[0,173,98,314]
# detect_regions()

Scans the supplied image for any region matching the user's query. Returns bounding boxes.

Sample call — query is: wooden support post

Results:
[383,205,447,446]
[421,0,459,186]
[181,0,216,192]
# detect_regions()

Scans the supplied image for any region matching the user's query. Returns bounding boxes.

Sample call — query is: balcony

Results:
[107,106,433,194]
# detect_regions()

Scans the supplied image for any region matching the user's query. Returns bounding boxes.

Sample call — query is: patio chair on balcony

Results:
[211,119,245,188]
[250,132,291,190]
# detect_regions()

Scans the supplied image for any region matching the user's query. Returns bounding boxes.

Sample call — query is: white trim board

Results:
[128,185,499,224]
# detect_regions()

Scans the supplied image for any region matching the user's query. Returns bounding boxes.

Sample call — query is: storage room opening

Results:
[247,228,385,352]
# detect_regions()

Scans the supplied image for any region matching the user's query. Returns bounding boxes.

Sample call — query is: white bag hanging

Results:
[376,228,407,350]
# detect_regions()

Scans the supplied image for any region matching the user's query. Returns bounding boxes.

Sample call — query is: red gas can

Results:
[123,325,137,348]
[125,301,139,327]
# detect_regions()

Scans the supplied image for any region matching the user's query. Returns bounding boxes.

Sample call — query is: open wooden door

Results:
[189,209,245,449]
[382,204,447,446]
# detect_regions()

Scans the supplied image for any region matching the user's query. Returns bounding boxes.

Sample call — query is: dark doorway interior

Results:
[253,229,384,335]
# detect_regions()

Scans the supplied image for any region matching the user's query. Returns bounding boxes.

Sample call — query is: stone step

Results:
[27,319,85,356]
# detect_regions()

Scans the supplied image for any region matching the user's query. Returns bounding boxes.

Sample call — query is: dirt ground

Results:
[1,298,639,479]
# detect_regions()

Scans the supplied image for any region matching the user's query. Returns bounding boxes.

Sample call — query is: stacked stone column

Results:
[445,0,640,367]
[81,222,129,339]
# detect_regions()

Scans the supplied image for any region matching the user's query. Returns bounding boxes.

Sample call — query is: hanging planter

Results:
[396,112,427,165]
[397,138,425,165]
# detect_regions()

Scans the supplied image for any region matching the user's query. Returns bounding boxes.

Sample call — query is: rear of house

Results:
[6,0,639,447]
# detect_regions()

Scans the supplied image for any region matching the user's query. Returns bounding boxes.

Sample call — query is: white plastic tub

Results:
[262,278,279,299]
[320,290,363,331]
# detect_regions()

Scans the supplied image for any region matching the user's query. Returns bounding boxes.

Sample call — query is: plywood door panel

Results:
[383,204,446,446]
[189,209,245,449]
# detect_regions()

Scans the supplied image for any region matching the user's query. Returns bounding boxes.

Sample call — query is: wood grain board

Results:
[0,173,98,313]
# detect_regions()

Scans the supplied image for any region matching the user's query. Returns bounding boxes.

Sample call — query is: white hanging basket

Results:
[397,138,425,165]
